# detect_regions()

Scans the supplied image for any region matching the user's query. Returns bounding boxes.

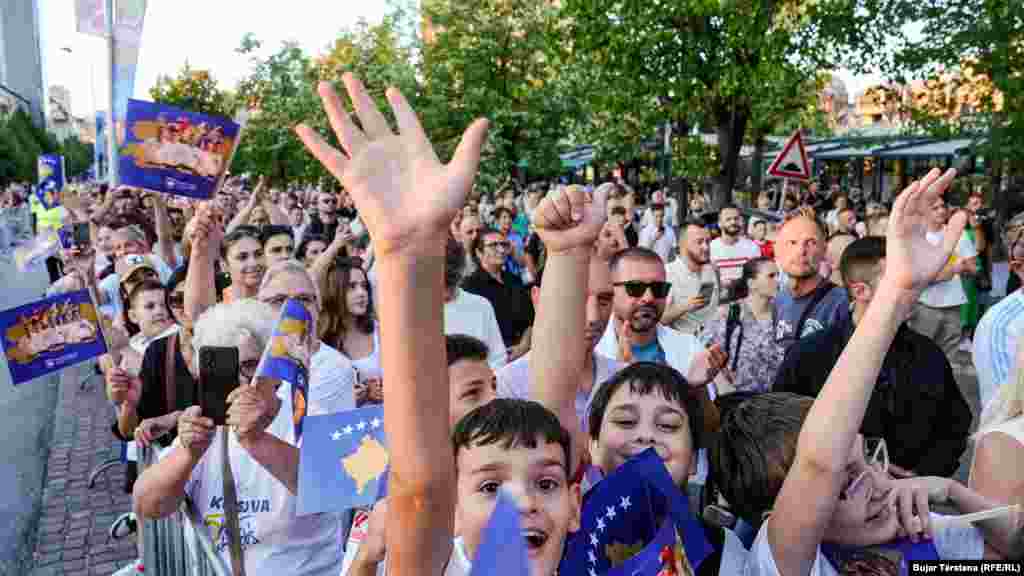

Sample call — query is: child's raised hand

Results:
[296,74,489,258]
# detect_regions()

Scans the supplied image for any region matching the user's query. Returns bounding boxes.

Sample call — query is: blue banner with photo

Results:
[36,155,65,209]
[0,290,108,385]
[119,99,240,199]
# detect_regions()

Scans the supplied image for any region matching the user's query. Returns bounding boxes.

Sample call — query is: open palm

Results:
[884,168,966,293]
[296,75,489,257]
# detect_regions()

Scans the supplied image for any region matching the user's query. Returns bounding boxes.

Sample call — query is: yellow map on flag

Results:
[342,435,389,494]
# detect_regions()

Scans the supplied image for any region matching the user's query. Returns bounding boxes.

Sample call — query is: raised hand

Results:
[186,202,223,258]
[883,168,965,294]
[295,74,489,257]
[177,406,215,460]
[532,184,608,255]
[106,366,141,407]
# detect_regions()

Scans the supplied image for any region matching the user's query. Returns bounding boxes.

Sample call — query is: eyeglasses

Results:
[484,241,511,251]
[261,294,319,312]
[613,281,672,299]
[842,437,888,500]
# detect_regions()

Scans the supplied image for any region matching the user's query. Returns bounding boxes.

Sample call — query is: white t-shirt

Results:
[639,224,677,264]
[180,384,343,575]
[496,351,623,431]
[310,341,357,414]
[340,531,471,576]
[347,324,382,385]
[709,237,762,284]
[664,258,719,336]
[746,514,985,576]
[444,288,508,370]
[919,231,977,309]
[973,290,1024,412]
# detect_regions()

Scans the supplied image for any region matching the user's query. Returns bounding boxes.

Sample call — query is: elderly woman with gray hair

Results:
[133,297,344,575]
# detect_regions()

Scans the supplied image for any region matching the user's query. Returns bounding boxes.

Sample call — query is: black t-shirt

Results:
[462,268,535,346]
[307,214,341,241]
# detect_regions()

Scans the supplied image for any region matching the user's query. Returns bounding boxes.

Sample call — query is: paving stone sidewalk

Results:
[29,364,137,576]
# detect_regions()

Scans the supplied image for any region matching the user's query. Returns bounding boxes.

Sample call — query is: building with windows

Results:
[0,0,44,124]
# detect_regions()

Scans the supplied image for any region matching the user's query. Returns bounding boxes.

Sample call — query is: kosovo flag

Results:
[560,449,713,576]
[256,298,311,441]
[36,155,65,209]
[469,490,529,576]
[296,404,388,516]
[822,538,940,576]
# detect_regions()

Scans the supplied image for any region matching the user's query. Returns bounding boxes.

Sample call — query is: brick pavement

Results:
[29,363,137,576]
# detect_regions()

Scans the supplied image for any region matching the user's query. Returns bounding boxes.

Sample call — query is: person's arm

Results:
[184,204,221,327]
[530,186,608,474]
[482,299,508,369]
[263,199,290,226]
[134,406,213,519]
[969,433,1024,558]
[295,74,487,576]
[150,193,178,268]
[309,227,354,281]
[224,192,257,234]
[768,168,964,576]
[945,480,1024,559]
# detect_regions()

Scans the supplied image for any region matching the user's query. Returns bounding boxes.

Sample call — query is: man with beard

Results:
[710,205,762,297]
[661,218,719,335]
[772,213,850,351]
[299,190,343,241]
[595,246,726,385]
[497,251,623,429]
[442,237,507,370]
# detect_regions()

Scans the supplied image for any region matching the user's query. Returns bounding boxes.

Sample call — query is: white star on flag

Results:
[370,417,381,429]
[588,549,597,564]
[331,430,342,441]
[343,425,354,435]
[589,568,597,576]
[357,421,367,431]
[596,517,605,532]
[605,506,616,520]
[620,496,631,510]
[589,532,599,546]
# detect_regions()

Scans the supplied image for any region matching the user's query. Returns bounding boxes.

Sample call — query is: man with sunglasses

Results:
[298,190,344,241]
[775,237,971,478]
[974,211,1024,412]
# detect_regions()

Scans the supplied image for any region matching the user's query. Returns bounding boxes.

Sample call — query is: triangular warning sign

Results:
[767,130,811,181]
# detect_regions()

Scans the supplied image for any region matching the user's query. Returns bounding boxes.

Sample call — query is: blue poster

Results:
[0,290,108,386]
[296,404,388,516]
[256,299,312,441]
[36,155,65,209]
[119,99,240,199]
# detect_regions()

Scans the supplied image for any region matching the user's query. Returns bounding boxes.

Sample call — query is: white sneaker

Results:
[112,559,143,575]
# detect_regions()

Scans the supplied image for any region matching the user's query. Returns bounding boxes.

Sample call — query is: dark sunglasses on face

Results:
[614,280,672,299]
[484,241,511,251]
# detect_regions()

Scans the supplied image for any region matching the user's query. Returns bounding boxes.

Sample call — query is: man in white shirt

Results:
[497,253,622,429]
[907,198,977,362]
[443,237,507,369]
[661,218,719,336]
[638,202,677,263]
[973,211,1024,411]
[709,205,761,295]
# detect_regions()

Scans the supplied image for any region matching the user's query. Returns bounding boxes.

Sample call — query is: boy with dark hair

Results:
[716,169,1021,576]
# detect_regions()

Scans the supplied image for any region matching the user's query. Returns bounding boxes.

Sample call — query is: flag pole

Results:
[104,0,118,188]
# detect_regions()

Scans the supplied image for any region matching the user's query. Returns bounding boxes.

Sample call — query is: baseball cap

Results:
[116,254,157,283]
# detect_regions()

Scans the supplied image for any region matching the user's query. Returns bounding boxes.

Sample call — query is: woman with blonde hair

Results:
[970,335,1024,557]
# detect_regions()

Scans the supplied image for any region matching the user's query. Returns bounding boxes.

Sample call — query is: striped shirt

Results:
[973,289,1024,411]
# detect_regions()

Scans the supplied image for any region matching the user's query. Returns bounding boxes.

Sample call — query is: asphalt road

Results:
[0,256,59,575]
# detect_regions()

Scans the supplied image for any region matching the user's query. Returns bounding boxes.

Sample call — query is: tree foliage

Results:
[149,64,237,118]
[419,0,579,192]
[560,0,889,207]
[0,109,89,186]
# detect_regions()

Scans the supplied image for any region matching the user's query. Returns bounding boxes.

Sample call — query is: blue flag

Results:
[119,99,240,199]
[0,290,108,385]
[560,449,713,576]
[469,490,529,576]
[257,299,312,441]
[36,155,65,209]
[297,405,388,516]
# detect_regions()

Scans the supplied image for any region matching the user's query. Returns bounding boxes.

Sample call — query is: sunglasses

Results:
[613,281,671,299]
[484,241,511,251]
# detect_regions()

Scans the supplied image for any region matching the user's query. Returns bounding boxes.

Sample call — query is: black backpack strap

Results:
[696,522,726,576]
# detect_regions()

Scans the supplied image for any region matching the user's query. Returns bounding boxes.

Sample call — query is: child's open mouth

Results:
[522,528,549,550]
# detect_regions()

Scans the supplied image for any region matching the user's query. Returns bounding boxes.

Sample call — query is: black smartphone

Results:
[73,222,90,247]
[198,346,240,426]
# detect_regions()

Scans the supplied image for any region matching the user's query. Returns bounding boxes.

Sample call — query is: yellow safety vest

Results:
[29,194,65,234]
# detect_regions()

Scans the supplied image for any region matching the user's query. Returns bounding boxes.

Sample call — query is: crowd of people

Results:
[10,73,1023,576]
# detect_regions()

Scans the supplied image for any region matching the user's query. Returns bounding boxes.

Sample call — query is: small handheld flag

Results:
[297,405,388,516]
[256,299,312,441]
[469,490,529,576]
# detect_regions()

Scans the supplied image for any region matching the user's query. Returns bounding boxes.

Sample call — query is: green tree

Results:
[419,0,578,192]
[561,0,890,208]
[59,136,94,179]
[0,109,61,185]
[149,64,237,118]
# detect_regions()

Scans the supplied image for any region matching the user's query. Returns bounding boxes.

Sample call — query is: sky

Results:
[41,0,890,119]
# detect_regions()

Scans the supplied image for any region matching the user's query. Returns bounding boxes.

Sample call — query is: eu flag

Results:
[560,449,713,576]
[297,404,388,516]
[469,490,529,576]
[256,298,311,441]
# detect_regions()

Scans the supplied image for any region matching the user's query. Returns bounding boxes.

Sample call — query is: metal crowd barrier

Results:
[137,444,231,576]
